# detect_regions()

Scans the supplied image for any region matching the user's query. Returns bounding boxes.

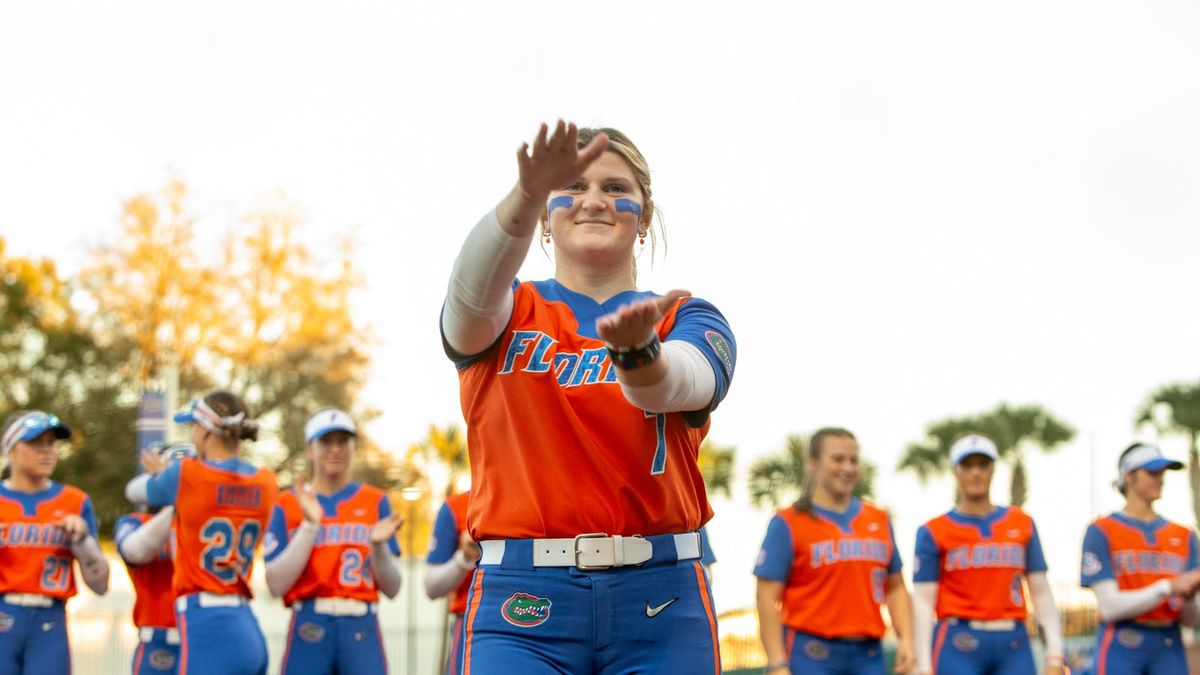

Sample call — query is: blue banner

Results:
[135,390,167,473]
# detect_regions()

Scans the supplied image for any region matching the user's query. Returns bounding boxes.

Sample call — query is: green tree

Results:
[898,403,1075,506]
[1,237,138,534]
[698,439,736,499]
[748,434,876,509]
[1136,381,1200,527]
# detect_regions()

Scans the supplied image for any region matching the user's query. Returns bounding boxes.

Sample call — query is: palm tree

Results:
[1136,381,1200,527]
[420,424,469,497]
[697,439,736,499]
[898,403,1075,506]
[748,434,876,509]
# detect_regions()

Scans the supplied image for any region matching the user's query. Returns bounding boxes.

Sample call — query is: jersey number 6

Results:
[200,517,262,584]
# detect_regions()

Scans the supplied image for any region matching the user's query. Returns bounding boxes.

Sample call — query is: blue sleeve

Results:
[887,521,903,574]
[1026,521,1048,573]
[700,526,717,565]
[114,515,141,549]
[145,460,183,508]
[666,298,736,422]
[1188,532,1200,572]
[1081,524,1114,587]
[913,525,941,582]
[377,494,402,556]
[426,502,460,564]
[262,504,289,563]
[753,515,793,582]
[80,497,99,538]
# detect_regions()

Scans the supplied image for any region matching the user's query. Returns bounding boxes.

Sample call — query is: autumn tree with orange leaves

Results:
[81,180,377,472]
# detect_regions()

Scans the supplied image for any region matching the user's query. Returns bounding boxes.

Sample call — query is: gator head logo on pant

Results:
[501,592,552,627]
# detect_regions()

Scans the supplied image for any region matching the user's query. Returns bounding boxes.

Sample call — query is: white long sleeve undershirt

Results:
[441,209,528,356]
[264,521,319,598]
[117,507,173,565]
[1027,572,1064,660]
[1091,578,1172,623]
[912,582,937,673]
[372,541,403,599]
[71,535,109,595]
[424,549,475,601]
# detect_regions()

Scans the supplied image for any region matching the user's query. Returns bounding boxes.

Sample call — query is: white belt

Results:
[951,618,1016,631]
[139,627,181,645]
[2,593,54,607]
[299,598,375,617]
[481,532,701,569]
[176,592,247,612]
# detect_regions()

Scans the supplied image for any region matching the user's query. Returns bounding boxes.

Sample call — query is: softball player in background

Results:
[754,427,915,675]
[0,410,110,674]
[441,121,736,673]
[116,442,196,675]
[263,409,403,675]
[126,391,278,675]
[911,433,1065,675]
[1081,443,1200,675]
[425,489,476,675]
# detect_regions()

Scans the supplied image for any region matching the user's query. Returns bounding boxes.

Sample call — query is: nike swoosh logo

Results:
[42,622,55,631]
[645,597,678,618]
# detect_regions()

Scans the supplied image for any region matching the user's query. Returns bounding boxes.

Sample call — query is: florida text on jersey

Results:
[446,279,736,540]
[0,481,98,599]
[754,497,902,639]
[263,481,401,605]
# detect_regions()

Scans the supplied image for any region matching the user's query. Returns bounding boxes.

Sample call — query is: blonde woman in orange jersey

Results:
[126,391,278,675]
[441,121,737,673]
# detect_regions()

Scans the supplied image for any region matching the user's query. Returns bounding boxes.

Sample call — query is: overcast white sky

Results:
[3,0,1200,613]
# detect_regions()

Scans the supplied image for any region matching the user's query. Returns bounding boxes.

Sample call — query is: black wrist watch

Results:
[606,334,662,370]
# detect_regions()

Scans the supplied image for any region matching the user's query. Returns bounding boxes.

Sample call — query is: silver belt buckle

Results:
[573,532,610,570]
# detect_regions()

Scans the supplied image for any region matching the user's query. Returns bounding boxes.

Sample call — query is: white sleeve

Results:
[1027,572,1064,660]
[263,521,318,598]
[912,581,938,674]
[617,341,716,414]
[372,541,403,599]
[425,549,475,600]
[71,536,110,595]
[441,208,532,356]
[117,508,174,565]
[125,474,150,505]
[1091,578,1172,623]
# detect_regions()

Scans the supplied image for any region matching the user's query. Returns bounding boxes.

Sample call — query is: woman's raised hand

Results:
[596,289,691,349]
[516,121,608,203]
[293,473,324,525]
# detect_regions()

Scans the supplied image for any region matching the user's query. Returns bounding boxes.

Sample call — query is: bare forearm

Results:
[756,582,788,667]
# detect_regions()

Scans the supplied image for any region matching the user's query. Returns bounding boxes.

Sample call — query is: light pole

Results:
[400,486,423,675]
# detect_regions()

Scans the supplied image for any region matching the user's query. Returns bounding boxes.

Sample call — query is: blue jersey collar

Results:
[809,497,862,535]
